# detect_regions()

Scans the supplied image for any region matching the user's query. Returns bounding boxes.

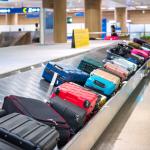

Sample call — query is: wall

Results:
[0,14,39,25]
[68,10,150,24]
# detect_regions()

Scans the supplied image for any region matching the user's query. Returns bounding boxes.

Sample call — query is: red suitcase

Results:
[51,82,98,116]
[104,62,129,81]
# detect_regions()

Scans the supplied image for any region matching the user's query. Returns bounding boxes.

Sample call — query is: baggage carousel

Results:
[0,44,149,150]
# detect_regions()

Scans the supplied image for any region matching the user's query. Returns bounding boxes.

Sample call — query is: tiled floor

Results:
[93,77,150,150]
[0,40,116,75]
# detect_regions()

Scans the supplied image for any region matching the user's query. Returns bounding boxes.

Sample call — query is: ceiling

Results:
[0,0,150,10]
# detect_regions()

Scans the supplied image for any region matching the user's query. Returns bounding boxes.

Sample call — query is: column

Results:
[85,0,102,38]
[115,7,127,33]
[5,14,18,25]
[53,0,67,43]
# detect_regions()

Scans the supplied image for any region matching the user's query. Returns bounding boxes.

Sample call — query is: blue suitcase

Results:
[127,57,139,65]
[85,75,116,96]
[42,62,89,86]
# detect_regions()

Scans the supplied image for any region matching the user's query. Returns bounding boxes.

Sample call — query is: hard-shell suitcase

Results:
[133,38,146,45]
[127,53,145,65]
[91,69,120,89]
[42,62,89,86]
[128,42,142,49]
[142,43,150,49]
[52,82,98,116]
[131,49,149,60]
[104,36,119,40]
[50,96,86,133]
[0,113,59,150]
[0,139,22,150]
[78,57,103,74]
[104,62,129,81]
[110,57,137,74]
[3,95,71,147]
[85,75,116,96]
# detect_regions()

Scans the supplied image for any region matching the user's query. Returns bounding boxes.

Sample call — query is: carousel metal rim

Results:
[63,60,149,150]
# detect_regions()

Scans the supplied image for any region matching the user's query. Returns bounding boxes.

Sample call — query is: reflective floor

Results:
[92,77,150,150]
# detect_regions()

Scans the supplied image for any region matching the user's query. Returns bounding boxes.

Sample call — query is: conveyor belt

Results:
[0,47,108,103]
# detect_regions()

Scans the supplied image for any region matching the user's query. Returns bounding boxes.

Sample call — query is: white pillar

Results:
[40,7,45,44]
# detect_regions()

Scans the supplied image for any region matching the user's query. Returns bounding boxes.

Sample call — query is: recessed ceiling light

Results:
[108,7,115,10]
[136,6,148,9]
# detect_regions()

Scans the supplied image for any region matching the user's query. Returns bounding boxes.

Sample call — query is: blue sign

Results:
[75,12,84,17]
[102,18,107,39]
[26,12,40,19]
[0,7,40,14]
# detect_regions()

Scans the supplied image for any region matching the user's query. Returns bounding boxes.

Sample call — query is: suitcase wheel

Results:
[55,88,60,95]
[84,100,91,108]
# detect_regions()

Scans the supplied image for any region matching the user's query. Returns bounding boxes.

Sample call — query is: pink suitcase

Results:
[104,62,129,81]
[104,36,119,40]
[131,49,149,60]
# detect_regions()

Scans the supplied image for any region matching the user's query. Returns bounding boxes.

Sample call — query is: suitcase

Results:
[3,95,71,147]
[127,53,145,66]
[133,38,146,45]
[128,42,142,49]
[104,62,129,81]
[85,75,116,96]
[50,96,86,133]
[91,69,120,89]
[110,57,138,74]
[104,36,119,40]
[42,62,89,86]
[107,44,132,59]
[131,49,149,60]
[141,46,150,51]
[78,57,103,74]
[142,43,150,49]
[0,139,22,150]
[127,57,139,65]
[0,113,59,150]
[52,82,98,116]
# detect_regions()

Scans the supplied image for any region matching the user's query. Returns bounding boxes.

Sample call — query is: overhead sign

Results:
[74,12,84,17]
[72,29,89,48]
[0,7,40,14]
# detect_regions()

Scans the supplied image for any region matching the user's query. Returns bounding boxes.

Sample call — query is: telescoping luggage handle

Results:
[54,64,64,70]
[45,72,58,102]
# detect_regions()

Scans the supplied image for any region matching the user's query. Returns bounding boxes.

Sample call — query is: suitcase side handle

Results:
[94,80,106,88]
[54,64,64,70]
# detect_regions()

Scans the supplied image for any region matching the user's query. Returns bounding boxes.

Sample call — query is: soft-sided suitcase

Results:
[128,42,142,49]
[42,62,89,86]
[0,113,59,150]
[3,95,71,147]
[110,57,137,74]
[78,57,103,74]
[107,44,132,58]
[131,49,149,60]
[141,46,150,51]
[127,57,139,65]
[50,96,86,133]
[104,36,119,40]
[104,62,129,81]
[91,69,120,89]
[133,38,146,45]
[130,53,145,64]
[85,75,116,96]
[52,82,98,116]
[0,139,22,150]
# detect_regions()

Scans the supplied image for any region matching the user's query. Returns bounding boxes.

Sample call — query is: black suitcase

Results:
[133,38,146,45]
[0,113,59,150]
[50,96,86,133]
[3,95,71,147]
[0,139,22,150]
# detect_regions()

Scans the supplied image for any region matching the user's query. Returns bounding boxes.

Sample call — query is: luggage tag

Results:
[44,72,58,103]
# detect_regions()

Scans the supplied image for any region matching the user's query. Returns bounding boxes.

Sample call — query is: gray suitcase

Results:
[0,113,59,150]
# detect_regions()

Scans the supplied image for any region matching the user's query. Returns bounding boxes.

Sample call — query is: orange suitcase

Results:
[91,69,121,89]
[104,62,129,81]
